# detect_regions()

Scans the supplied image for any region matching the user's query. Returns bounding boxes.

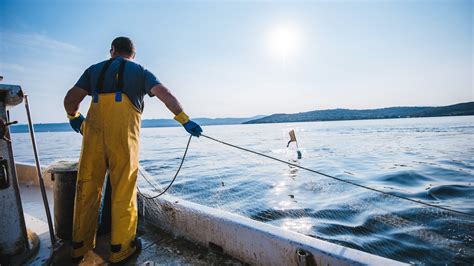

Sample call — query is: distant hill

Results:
[10,102,474,133]
[11,115,265,133]
[244,102,474,124]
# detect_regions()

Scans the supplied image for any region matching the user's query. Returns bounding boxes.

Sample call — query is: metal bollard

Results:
[296,248,312,266]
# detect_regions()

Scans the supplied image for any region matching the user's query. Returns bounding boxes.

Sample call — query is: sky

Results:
[0,0,472,123]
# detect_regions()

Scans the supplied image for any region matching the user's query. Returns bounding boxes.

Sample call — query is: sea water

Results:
[12,116,474,264]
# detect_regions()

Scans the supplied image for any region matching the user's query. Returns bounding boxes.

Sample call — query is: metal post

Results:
[24,95,56,246]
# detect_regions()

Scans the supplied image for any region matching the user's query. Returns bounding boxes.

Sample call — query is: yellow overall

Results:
[72,59,141,262]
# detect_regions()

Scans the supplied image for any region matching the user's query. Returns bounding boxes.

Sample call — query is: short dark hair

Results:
[111,36,135,55]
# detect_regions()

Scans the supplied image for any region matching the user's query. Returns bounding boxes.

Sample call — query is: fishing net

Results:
[138,124,474,265]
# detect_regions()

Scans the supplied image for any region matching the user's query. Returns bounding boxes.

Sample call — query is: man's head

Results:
[110,36,135,59]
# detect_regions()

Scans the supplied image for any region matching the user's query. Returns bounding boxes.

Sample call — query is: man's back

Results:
[75,56,160,112]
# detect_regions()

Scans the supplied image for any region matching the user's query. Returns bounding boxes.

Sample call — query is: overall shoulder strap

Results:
[114,59,127,102]
[93,58,114,103]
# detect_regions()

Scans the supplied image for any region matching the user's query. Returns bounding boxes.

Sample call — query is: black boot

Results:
[110,238,142,265]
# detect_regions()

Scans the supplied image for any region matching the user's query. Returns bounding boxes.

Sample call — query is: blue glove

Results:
[174,111,202,137]
[68,112,85,133]
[183,120,202,137]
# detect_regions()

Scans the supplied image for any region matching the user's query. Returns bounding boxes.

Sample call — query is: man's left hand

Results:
[183,120,202,137]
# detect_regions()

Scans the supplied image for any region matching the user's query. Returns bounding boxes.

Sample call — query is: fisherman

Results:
[63,36,202,263]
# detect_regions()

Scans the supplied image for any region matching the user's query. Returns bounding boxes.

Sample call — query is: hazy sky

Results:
[1,0,472,123]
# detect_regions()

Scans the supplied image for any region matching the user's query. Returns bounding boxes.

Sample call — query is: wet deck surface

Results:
[20,184,243,265]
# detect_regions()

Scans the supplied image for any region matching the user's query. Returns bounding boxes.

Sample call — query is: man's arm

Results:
[150,84,202,137]
[64,86,88,115]
[150,84,183,115]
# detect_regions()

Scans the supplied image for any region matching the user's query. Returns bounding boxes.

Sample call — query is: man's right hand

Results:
[68,112,85,133]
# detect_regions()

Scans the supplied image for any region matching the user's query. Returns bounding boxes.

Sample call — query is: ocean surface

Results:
[12,116,474,264]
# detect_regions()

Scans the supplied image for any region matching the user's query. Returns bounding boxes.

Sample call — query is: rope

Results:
[137,133,473,219]
[200,134,474,219]
[138,135,192,199]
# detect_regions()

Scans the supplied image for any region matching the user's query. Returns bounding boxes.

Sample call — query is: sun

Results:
[267,24,302,61]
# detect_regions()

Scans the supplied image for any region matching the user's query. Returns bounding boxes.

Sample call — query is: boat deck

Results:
[20,184,242,265]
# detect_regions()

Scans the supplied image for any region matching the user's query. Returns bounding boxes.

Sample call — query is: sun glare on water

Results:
[267,24,302,62]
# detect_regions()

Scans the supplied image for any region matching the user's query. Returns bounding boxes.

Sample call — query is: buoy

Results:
[287,129,302,159]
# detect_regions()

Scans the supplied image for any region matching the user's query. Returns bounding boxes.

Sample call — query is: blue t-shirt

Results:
[75,56,160,112]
